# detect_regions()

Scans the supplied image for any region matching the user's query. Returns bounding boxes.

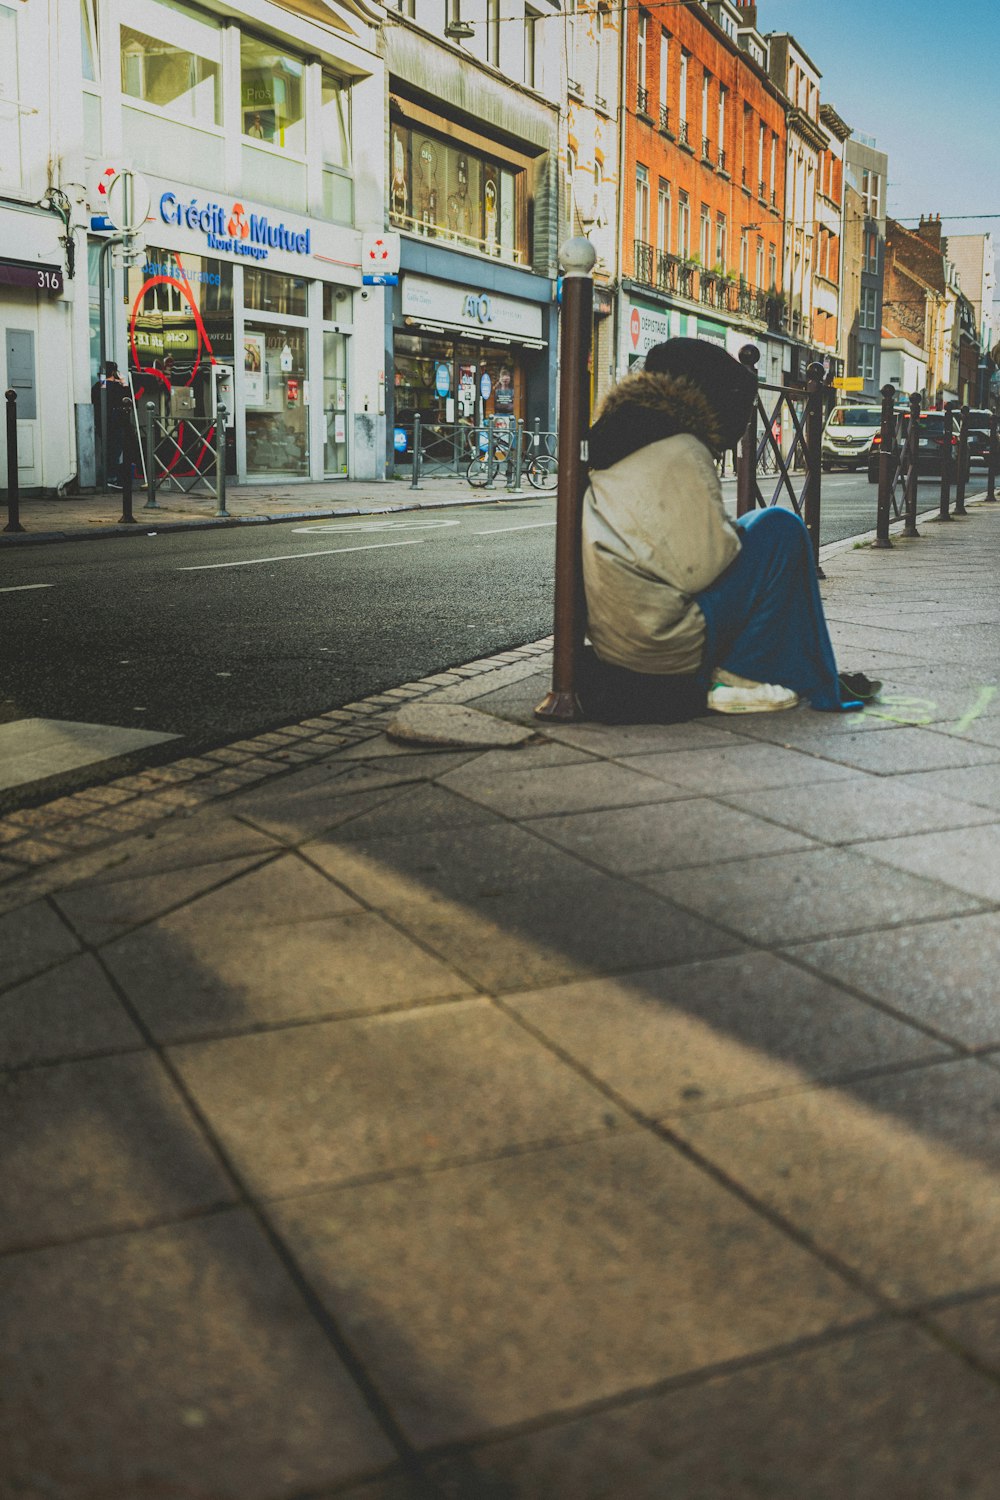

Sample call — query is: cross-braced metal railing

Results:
[141,401,229,517]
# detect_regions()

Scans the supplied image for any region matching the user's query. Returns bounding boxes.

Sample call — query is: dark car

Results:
[962,408,996,470]
[868,410,965,483]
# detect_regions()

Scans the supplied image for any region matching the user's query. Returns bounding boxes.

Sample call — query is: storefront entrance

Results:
[323,330,348,476]
[393,330,523,455]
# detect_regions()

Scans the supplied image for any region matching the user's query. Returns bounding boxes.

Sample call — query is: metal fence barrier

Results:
[142,401,228,518]
[394,417,556,492]
[736,345,826,572]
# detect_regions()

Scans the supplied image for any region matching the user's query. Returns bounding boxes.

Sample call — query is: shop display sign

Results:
[159,192,312,263]
[402,275,544,341]
[393,428,409,453]
[434,361,451,397]
[0,261,63,295]
[243,332,265,405]
[479,371,492,400]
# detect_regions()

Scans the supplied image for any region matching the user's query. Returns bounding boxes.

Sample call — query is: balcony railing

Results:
[634,239,655,284]
[741,166,748,188]
[637,85,649,115]
[678,119,690,146]
[758,179,767,199]
[659,103,670,132]
[656,251,678,292]
[678,261,695,298]
[699,270,716,305]
[717,148,727,172]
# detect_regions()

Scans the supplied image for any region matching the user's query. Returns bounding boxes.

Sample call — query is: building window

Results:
[861,285,878,331]
[769,133,776,200]
[757,122,765,191]
[595,9,606,104]
[81,0,98,81]
[739,230,748,280]
[677,188,689,258]
[862,168,881,220]
[524,8,538,87]
[715,212,726,270]
[717,85,726,160]
[659,30,668,112]
[0,1,21,184]
[756,237,764,287]
[859,343,875,381]
[635,164,650,243]
[565,144,576,228]
[241,33,305,150]
[321,72,352,223]
[121,0,222,126]
[768,243,777,287]
[390,120,524,262]
[657,177,671,250]
[699,203,711,265]
[565,0,578,87]
[701,70,710,145]
[678,50,688,126]
[637,12,647,93]
[863,229,878,274]
[486,0,501,68]
[392,0,415,15]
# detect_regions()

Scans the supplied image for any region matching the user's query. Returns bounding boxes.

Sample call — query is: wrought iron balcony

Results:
[702,135,712,159]
[717,148,727,172]
[637,85,649,115]
[656,251,678,292]
[633,239,655,284]
[659,104,670,132]
[678,119,690,147]
[758,179,767,199]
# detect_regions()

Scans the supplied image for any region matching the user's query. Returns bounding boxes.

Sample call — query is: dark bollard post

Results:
[4,388,24,533]
[214,405,229,519]
[903,391,921,537]
[410,414,421,490]
[803,361,825,575]
[510,417,525,491]
[119,396,137,524]
[953,403,970,516]
[535,237,596,721]
[736,344,760,518]
[874,382,896,549]
[986,409,998,503]
[143,401,159,509]
[938,403,955,520]
[485,416,496,487]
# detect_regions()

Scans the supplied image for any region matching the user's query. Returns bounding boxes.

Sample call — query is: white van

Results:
[821,404,884,472]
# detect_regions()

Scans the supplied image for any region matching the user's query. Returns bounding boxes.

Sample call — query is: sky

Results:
[758,0,1000,290]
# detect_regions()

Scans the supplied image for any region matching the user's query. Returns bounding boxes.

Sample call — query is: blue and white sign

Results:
[479,371,492,401]
[159,191,312,263]
[393,427,408,453]
[362,273,398,286]
[434,362,451,397]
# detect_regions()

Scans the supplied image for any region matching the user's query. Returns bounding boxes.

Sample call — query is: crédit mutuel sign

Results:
[158,191,311,261]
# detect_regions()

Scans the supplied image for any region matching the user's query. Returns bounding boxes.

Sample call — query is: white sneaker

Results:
[707,678,799,714]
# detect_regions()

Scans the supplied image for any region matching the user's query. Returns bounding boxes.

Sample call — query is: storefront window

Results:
[322,283,353,321]
[388,120,525,263]
[120,0,221,126]
[241,34,305,153]
[323,331,348,476]
[0,3,23,188]
[126,249,234,420]
[81,0,98,82]
[244,322,308,476]
[244,266,308,318]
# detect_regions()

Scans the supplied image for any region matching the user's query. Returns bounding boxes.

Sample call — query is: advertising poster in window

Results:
[243,332,265,405]
[495,365,514,413]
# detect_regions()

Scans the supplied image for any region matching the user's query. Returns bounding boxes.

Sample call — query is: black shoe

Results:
[839,671,882,702]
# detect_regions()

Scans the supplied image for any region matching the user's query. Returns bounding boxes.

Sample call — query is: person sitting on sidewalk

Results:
[580,338,876,720]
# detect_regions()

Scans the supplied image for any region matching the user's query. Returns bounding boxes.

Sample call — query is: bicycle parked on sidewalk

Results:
[465,423,558,490]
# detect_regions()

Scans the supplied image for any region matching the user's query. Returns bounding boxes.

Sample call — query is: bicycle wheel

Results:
[466,457,491,488]
[526,454,558,490]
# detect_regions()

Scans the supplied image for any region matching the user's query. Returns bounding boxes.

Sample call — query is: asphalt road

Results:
[1,470,976,806]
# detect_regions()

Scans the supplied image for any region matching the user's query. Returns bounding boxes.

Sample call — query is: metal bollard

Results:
[4,388,23,533]
[903,391,921,537]
[410,414,421,490]
[119,396,137,524]
[509,417,524,491]
[214,404,229,518]
[986,409,998,503]
[938,403,955,520]
[873,382,896,549]
[535,237,595,721]
[143,401,159,509]
[803,361,825,575]
[485,416,496,487]
[953,403,970,516]
[736,345,760,518]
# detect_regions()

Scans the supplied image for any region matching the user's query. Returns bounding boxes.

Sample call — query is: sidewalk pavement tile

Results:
[893,762,1000,812]
[0,898,80,991]
[503,952,950,1119]
[0,1211,395,1498]
[644,847,984,947]
[332,1478,429,1500]
[437,759,685,819]
[170,1000,627,1197]
[51,852,275,945]
[453,671,551,723]
[270,1133,873,1448]
[853,823,1000,902]
[103,909,475,1042]
[786,911,1000,1049]
[59,810,282,882]
[541,720,739,755]
[615,742,859,795]
[799,725,1000,775]
[718,776,997,845]
[229,780,421,845]
[672,1057,1000,1303]
[528,797,817,874]
[711,709,899,744]
[0,954,143,1069]
[426,1323,1000,1500]
[305,782,505,843]
[385,874,743,993]
[302,821,623,910]
[0,1052,237,1252]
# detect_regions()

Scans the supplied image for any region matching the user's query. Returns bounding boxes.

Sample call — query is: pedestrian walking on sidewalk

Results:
[91,361,128,489]
[581,338,874,720]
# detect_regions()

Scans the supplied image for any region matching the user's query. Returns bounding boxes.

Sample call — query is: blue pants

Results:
[694,509,859,712]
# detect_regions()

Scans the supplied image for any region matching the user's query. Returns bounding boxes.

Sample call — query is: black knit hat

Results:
[643,338,757,449]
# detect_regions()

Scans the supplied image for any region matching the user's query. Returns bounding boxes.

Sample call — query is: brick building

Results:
[619,0,787,382]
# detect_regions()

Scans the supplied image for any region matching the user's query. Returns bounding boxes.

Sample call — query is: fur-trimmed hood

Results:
[588,371,723,472]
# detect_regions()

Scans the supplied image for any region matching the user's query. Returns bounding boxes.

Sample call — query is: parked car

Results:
[821,404,884,471]
[962,408,996,469]
[867,410,965,483]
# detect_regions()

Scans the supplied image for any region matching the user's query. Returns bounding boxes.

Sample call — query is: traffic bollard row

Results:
[4,388,23,533]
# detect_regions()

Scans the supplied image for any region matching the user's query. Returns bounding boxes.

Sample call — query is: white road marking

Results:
[474,521,558,535]
[291,518,460,534]
[178,539,424,572]
[0,583,53,594]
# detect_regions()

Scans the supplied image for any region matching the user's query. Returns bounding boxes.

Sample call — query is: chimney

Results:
[735,0,758,24]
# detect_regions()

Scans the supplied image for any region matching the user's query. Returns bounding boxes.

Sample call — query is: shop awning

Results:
[0,259,63,294]
[404,317,546,350]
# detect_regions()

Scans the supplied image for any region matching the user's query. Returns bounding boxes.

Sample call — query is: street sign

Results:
[833,376,865,391]
[90,215,114,232]
[104,170,151,233]
[361,231,400,275]
[361,273,398,286]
